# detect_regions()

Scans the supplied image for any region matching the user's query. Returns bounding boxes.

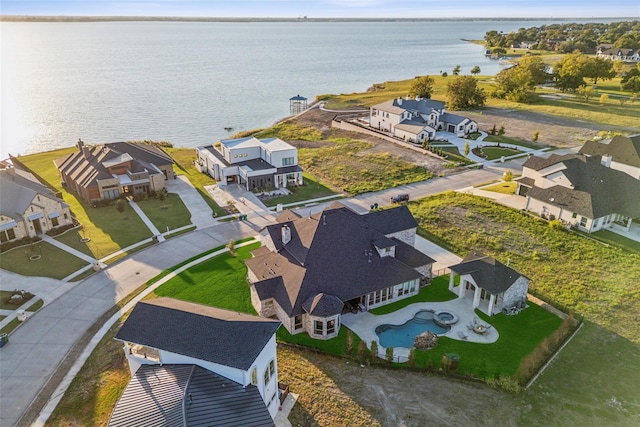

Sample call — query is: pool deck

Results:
[342,297,498,360]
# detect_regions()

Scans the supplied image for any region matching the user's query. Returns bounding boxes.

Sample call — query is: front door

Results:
[32,219,42,235]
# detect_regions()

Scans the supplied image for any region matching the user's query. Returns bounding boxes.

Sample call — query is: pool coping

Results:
[341,297,499,360]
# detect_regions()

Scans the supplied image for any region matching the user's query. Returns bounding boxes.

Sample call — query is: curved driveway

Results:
[0,165,506,426]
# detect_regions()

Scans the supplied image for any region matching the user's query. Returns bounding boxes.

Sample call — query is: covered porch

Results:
[448,272,499,316]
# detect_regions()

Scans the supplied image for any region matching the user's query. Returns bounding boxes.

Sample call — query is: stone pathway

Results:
[127,200,165,242]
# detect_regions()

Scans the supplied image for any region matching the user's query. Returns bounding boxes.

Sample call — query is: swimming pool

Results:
[375,310,450,349]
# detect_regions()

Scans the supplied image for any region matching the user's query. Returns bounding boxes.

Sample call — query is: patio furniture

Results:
[457,330,468,340]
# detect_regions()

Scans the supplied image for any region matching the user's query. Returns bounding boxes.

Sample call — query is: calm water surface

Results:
[0,20,614,157]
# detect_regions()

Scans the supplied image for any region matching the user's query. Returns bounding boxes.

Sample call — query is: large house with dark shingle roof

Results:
[0,164,72,242]
[245,202,435,339]
[55,139,174,203]
[448,251,529,316]
[111,298,281,426]
[579,134,640,180]
[516,153,640,233]
[370,96,477,143]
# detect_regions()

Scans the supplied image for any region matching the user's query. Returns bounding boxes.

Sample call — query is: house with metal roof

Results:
[245,202,435,339]
[370,96,477,143]
[196,137,303,191]
[111,298,281,426]
[448,251,529,316]
[55,139,174,203]
[579,133,640,180]
[0,164,72,243]
[516,153,640,234]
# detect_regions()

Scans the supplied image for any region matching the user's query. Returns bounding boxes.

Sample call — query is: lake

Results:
[0,19,615,157]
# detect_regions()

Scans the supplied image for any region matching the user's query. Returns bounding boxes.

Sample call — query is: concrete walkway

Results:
[166,175,218,229]
[39,234,97,264]
[127,199,165,242]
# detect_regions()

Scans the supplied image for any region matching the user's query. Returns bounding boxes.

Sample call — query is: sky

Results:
[1,0,639,18]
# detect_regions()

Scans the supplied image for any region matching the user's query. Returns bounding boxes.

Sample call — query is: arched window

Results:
[251,367,257,385]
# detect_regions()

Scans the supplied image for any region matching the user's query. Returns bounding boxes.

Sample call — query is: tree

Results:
[532,129,539,142]
[583,56,616,84]
[441,71,448,78]
[622,76,640,93]
[447,75,487,110]
[494,56,549,102]
[503,170,513,182]
[463,141,470,156]
[370,341,379,363]
[577,86,597,101]
[491,47,507,57]
[470,65,481,76]
[498,124,505,136]
[452,65,461,76]
[553,52,588,91]
[599,93,609,104]
[409,75,435,99]
[116,199,125,213]
[357,340,367,363]
[346,329,354,355]
[385,346,394,363]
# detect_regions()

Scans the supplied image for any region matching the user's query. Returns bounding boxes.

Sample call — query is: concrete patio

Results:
[341,296,498,361]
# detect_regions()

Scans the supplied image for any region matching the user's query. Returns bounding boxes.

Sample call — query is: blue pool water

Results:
[375,310,450,349]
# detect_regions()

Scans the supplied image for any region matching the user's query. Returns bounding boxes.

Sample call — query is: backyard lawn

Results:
[0,241,89,279]
[261,172,338,208]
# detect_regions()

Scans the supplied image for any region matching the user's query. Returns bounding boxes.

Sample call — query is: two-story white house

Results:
[111,298,281,426]
[196,137,303,191]
[0,164,73,243]
[370,96,477,143]
[516,153,640,234]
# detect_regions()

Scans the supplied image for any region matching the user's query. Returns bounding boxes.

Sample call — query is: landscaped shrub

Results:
[357,340,368,363]
[385,346,394,363]
[346,329,354,355]
[370,341,379,363]
[0,236,41,253]
[407,348,417,368]
[2,289,34,307]
[45,223,76,237]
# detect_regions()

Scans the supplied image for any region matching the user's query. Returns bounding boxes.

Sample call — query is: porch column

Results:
[626,217,632,232]
[472,286,481,309]
[459,279,466,299]
[487,293,496,316]
[448,271,455,292]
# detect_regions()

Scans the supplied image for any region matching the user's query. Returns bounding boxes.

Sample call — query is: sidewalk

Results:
[127,199,165,242]
[39,235,97,264]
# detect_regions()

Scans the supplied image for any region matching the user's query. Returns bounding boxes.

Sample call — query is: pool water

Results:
[375,310,450,349]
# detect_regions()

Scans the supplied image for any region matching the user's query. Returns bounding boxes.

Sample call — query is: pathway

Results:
[39,235,97,264]
[127,199,165,242]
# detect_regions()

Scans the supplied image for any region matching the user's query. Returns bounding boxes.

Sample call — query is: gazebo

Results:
[289,94,308,114]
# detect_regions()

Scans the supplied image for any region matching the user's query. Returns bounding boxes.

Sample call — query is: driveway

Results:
[166,175,218,229]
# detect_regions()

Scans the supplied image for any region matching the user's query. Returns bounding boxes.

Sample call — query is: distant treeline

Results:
[485,20,640,53]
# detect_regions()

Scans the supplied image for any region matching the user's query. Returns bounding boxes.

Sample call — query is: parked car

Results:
[391,193,410,203]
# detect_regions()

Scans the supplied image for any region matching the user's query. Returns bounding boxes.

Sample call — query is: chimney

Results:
[405,94,410,101]
[601,154,612,168]
[77,138,84,150]
[397,96,402,106]
[281,225,291,245]
[82,146,91,160]
[5,165,16,176]
[415,95,421,101]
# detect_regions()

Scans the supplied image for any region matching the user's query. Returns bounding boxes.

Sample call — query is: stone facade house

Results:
[370,96,477,143]
[196,137,303,191]
[516,153,640,233]
[55,139,174,203]
[245,202,434,340]
[0,164,73,242]
[448,251,529,316]
[112,298,281,426]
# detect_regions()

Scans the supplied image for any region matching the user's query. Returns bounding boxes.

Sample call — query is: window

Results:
[282,157,294,166]
[63,213,68,220]
[327,319,335,335]
[314,320,323,335]
[251,367,257,385]
[572,212,577,219]
[263,359,275,385]
[51,217,59,227]
[0,228,16,243]
[268,391,277,407]
[580,216,588,227]
[294,315,303,330]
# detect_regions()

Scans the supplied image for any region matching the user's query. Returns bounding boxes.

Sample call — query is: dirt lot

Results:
[284,347,521,427]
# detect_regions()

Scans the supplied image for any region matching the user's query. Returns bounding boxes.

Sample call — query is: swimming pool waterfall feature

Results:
[375,310,452,349]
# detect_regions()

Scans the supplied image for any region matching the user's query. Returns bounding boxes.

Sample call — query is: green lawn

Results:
[590,229,640,255]
[0,241,89,279]
[136,193,192,232]
[26,298,44,312]
[277,326,364,357]
[151,242,260,314]
[439,146,473,165]
[261,173,338,207]
[370,276,457,315]
[481,135,544,149]
[480,146,523,160]
[54,229,94,257]
[0,290,34,310]
[164,148,226,217]
[482,181,517,194]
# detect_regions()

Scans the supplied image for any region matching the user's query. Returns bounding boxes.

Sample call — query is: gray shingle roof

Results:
[114,298,280,371]
[525,154,640,218]
[246,204,425,317]
[439,112,469,125]
[109,364,273,427]
[0,168,67,219]
[579,134,640,168]
[302,293,344,317]
[372,97,445,116]
[449,251,526,294]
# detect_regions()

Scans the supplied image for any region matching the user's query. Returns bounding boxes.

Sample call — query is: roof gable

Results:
[579,134,640,168]
[114,298,280,371]
[449,251,526,294]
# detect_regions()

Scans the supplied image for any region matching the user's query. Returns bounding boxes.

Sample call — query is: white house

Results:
[245,202,435,340]
[596,46,640,62]
[0,164,73,243]
[579,133,640,180]
[370,96,477,142]
[111,298,281,426]
[448,251,529,316]
[196,137,303,191]
[516,153,640,233]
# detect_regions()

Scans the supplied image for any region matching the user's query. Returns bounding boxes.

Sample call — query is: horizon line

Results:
[1,15,633,20]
